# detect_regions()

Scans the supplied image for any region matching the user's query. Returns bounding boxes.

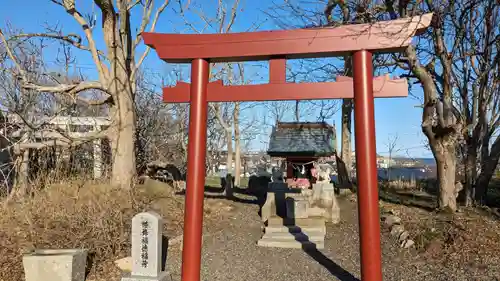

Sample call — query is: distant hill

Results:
[392,157,436,166]
[414,158,436,166]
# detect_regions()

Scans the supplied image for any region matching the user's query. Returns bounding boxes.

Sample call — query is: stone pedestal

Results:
[121,271,171,281]
[257,184,327,249]
[312,183,340,224]
[286,197,309,219]
[23,249,87,281]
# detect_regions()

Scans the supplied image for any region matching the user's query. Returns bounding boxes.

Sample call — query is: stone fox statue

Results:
[312,162,332,183]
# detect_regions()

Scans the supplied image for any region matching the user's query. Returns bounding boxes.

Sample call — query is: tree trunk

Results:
[16,149,30,196]
[341,99,353,181]
[405,42,461,212]
[224,129,233,196]
[341,54,353,184]
[388,151,392,181]
[233,102,241,186]
[295,101,300,121]
[109,85,137,189]
[434,143,458,211]
[475,138,500,204]
[464,139,477,206]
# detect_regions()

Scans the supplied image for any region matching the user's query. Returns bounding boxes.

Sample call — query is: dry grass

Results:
[386,178,418,190]
[0,179,236,281]
[0,181,187,281]
[380,200,500,277]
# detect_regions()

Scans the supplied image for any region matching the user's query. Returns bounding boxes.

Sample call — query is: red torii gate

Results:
[144,13,432,281]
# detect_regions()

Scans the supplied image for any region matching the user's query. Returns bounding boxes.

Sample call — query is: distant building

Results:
[376,155,396,169]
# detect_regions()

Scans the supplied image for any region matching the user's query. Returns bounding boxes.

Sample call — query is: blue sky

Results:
[1,0,432,158]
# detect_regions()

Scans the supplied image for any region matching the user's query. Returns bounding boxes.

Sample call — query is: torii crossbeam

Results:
[144,13,432,281]
[161,75,408,103]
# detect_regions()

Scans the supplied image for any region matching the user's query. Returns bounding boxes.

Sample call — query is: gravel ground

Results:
[163,191,500,281]
[164,194,428,281]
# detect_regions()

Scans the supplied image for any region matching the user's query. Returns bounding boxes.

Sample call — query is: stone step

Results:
[267,217,326,227]
[264,225,326,234]
[257,238,324,249]
[262,232,325,242]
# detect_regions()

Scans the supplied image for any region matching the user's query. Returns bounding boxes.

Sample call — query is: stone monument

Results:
[121,211,170,281]
[22,249,88,281]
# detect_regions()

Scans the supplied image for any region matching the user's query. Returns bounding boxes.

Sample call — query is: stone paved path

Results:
[164,193,432,281]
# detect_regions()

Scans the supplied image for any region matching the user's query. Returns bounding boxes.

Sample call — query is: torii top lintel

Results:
[143,14,432,63]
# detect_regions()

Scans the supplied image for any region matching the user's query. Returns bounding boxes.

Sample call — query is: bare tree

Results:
[449,0,500,205]
[179,0,266,191]
[271,0,473,210]
[265,101,294,125]
[305,0,499,211]
[385,133,400,180]
[134,69,190,174]
[391,0,498,209]
[0,0,171,189]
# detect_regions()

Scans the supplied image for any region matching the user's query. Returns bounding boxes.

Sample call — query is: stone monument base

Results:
[121,271,171,281]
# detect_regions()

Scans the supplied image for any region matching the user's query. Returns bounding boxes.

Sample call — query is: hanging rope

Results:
[288,161,316,173]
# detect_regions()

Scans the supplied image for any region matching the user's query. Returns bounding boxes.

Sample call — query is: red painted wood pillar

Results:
[352,50,383,281]
[181,58,209,281]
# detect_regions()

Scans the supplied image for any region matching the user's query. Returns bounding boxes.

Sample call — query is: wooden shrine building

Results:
[267,122,336,187]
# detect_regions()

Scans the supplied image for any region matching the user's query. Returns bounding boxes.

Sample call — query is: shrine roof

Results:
[267,122,336,157]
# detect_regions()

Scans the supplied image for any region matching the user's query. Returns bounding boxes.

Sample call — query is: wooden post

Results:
[353,50,383,281]
[181,58,209,281]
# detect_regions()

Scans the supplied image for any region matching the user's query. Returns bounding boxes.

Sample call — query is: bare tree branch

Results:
[13,33,105,56]
[54,0,109,82]
[133,0,170,78]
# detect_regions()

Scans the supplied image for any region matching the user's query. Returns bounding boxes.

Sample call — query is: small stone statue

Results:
[313,163,331,183]
[271,166,284,183]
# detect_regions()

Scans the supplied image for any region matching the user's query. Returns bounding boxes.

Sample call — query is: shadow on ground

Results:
[281,197,359,281]
[303,247,360,281]
[379,178,500,211]
[378,187,437,211]
[176,175,271,207]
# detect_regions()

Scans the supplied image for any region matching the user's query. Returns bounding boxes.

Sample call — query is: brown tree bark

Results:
[341,99,353,179]
[406,43,462,211]
[464,139,478,206]
[340,55,354,186]
[98,1,138,189]
[295,101,300,122]
[433,141,458,211]
[224,129,233,196]
[233,102,241,186]
[335,3,354,186]
[108,84,137,188]
[475,138,500,203]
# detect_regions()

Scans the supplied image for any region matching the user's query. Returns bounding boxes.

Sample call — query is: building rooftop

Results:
[267,122,336,157]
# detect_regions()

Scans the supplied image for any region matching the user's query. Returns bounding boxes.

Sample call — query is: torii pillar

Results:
[144,13,431,281]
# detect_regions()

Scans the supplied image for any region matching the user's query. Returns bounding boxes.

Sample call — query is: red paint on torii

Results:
[144,13,432,281]
[162,76,408,103]
[143,14,430,63]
